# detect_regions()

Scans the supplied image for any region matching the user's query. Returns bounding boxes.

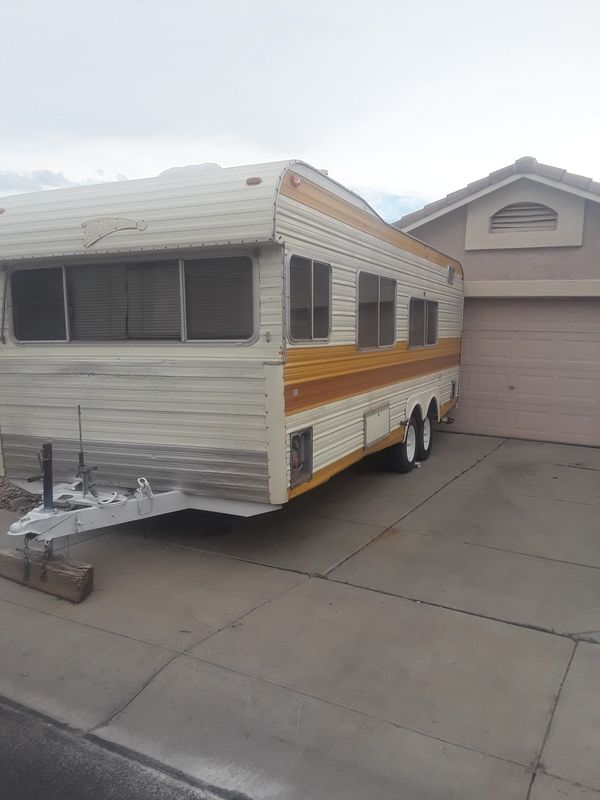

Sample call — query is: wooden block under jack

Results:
[0,548,94,603]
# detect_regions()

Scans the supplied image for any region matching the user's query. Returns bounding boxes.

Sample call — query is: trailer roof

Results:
[0,160,461,274]
[0,160,372,263]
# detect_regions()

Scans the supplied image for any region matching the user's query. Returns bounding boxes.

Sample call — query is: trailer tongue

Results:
[1,440,278,602]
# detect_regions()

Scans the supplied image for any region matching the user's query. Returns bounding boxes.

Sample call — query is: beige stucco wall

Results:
[408,195,600,284]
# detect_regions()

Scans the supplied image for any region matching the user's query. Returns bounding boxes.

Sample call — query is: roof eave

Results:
[397,172,600,232]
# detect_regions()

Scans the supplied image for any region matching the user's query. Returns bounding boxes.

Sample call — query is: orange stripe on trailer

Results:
[284,338,461,414]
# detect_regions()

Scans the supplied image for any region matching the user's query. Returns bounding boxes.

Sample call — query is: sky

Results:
[1,0,599,221]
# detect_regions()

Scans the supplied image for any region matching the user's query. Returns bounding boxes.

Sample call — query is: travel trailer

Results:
[0,161,463,544]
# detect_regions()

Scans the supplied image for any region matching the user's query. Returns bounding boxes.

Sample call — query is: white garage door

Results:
[452,298,600,446]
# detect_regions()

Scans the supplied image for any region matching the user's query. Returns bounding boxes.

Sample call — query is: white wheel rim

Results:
[406,423,416,461]
[423,417,431,449]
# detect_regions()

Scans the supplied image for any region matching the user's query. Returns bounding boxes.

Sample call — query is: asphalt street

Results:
[0,700,221,800]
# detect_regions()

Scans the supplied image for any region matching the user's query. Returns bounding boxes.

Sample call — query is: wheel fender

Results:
[424,393,441,422]
[403,397,424,441]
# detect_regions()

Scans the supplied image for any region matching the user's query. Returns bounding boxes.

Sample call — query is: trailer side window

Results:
[11,268,67,341]
[67,262,180,340]
[409,298,438,347]
[357,272,396,349]
[185,256,254,340]
[289,256,331,341]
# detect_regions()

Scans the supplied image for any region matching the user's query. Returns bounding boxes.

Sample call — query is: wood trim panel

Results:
[280,172,464,277]
[285,338,461,414]
[440,398,458,418]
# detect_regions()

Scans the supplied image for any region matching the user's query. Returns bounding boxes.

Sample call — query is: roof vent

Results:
[158,163,222,179]
[490,202,558,232]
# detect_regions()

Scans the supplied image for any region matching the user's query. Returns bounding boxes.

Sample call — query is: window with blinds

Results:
[67,262,180,340]
[11,256,255,342]
[357,272,396,349]
[11,267,67,341]
[490,203,558,232]
[289,256,331,340]
[409,298,438,347]
[185,257,253,340]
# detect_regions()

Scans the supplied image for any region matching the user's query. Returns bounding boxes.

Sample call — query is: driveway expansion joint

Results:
[322,437,509,577]
[183,652,531,770]
[324,574,593,644]
[525,641,579,800]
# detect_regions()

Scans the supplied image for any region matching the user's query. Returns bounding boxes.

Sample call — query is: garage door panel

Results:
[452,299,600,446]
[470,405,510,430]
[560,337,600,367]
[556,412,596,439]
[557,376,599,402]
[516,337,556,364]
[513,374,555,398]
[469,370,512,394]
[512,409,552,437]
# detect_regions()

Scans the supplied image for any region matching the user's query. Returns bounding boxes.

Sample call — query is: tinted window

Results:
[357,272,379,348]
[379,277,396,346]
[12,268,67,341]
[409,298,438,347]
[289,256,312,339]
[185,257,253,340]
[289,256,331,340]
[426,301,438,345]
[313,262,330,339]
[358,272,396,348]
[409,298,425,346]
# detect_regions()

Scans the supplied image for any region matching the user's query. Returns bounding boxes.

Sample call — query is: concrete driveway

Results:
[1,432,599,799]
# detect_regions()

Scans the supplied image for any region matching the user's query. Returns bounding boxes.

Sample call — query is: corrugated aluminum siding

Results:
[276,194,463,483]
[0,246,285,502]
[0,162,290,262]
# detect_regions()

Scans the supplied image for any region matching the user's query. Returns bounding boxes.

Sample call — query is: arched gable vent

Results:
[490,202,558,232]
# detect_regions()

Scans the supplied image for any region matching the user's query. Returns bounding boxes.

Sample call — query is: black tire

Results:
[416,413,434,461]
[388,417,418,473]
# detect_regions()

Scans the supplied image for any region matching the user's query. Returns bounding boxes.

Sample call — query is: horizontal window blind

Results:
[185,257,253,340]
[126,262,180,340]
[68,264,127,340]
[11,268,67,341]
[12,256,254,343]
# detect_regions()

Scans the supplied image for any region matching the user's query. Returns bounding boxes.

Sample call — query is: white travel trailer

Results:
[0,161,463,544]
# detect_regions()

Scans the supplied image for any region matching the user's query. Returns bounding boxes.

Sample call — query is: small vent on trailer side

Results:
[290,429,313,488]
[490,203,558,232]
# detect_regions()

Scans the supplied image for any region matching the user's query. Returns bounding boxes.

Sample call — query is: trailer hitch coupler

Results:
[41,442,54,512]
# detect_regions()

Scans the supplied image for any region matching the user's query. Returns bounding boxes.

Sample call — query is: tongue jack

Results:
[77,405,98,498]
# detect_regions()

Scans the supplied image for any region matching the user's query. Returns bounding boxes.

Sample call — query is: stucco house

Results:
[395,157,600,447]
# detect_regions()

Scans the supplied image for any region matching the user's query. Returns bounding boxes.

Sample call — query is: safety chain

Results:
[22,535,32,581]
[40,540,53,583]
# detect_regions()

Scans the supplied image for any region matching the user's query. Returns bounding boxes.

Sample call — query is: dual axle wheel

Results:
[388,412,434,474]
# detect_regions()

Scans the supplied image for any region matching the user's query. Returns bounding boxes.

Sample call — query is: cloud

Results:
[0,169,128,198]
[355,188,430,224]
[0,169,78,196]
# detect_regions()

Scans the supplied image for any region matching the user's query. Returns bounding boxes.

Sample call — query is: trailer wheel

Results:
[416,412,434,461]
[388,418,417,473]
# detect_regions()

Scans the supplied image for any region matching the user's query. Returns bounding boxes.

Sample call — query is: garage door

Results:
[452,298,600,446]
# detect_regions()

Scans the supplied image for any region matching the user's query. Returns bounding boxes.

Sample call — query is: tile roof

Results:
[395,157,600,228]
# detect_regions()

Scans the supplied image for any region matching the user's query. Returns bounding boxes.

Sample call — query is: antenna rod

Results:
[77,404,85,474]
